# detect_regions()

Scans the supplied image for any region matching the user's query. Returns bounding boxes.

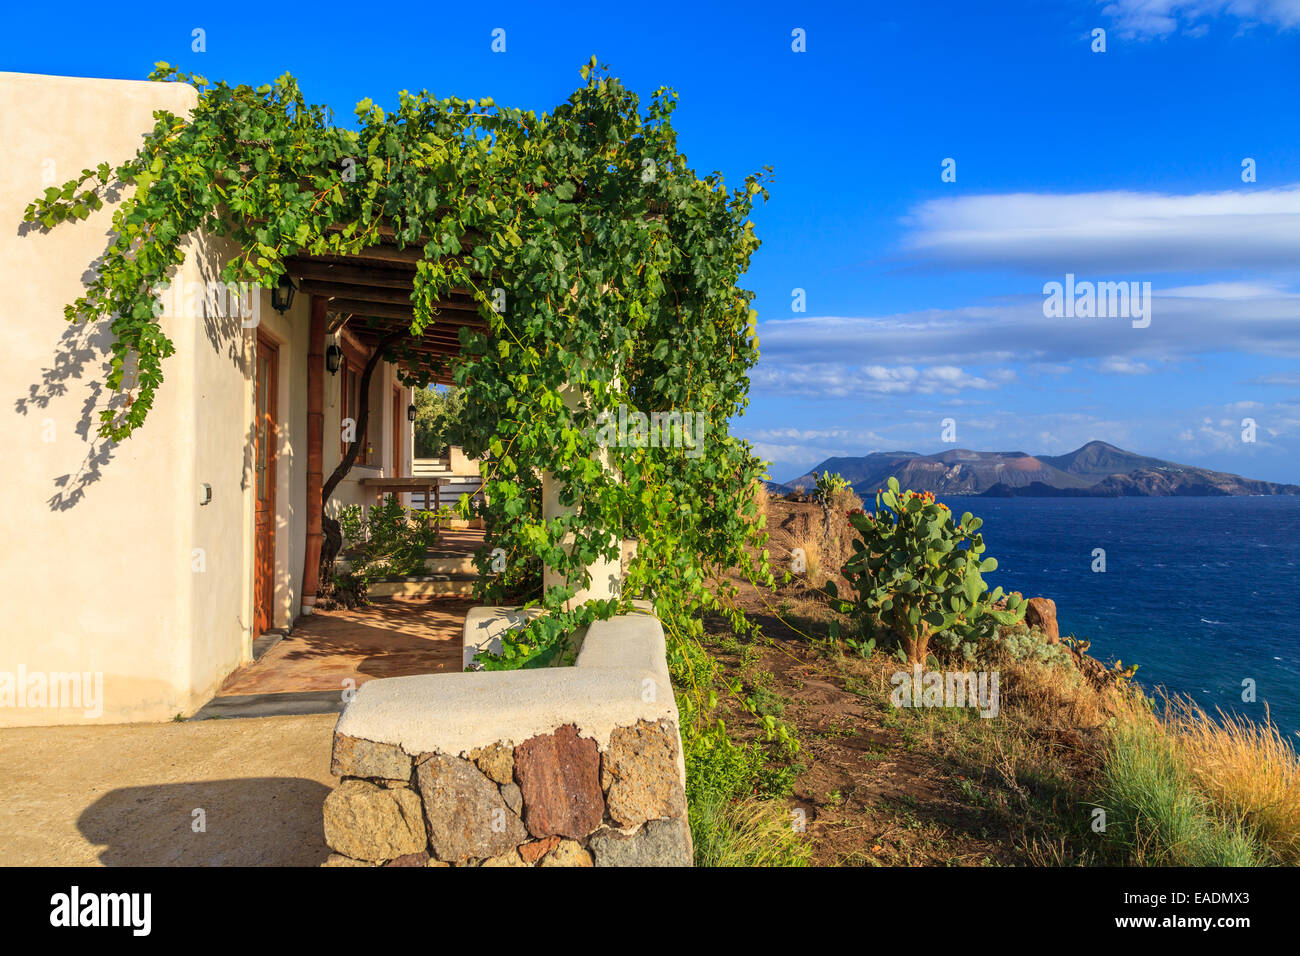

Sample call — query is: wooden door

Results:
[254,335,279,635]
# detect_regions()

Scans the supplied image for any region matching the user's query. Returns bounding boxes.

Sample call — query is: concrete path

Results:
[0,714,338,866]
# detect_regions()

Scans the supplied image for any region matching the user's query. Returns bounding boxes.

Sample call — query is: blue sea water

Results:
[943,496,1300,738]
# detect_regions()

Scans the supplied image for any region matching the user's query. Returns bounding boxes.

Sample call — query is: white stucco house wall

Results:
[0,72,416,726]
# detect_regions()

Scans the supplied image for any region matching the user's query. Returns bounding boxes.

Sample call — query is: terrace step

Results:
[368,572,479,599]
[336,553,478,575]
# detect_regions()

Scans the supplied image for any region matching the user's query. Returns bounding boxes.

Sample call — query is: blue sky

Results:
[4,0,1298,482]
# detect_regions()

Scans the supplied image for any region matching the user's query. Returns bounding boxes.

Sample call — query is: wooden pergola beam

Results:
[288,254,478,296]
[353,333,465,353]
[289,260,416,290]
[347,320,466,348]
[297,280,485,320]
[298,244,426,267]
[325,297,488,328]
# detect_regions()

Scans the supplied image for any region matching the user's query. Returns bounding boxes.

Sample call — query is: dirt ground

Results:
[704,495,1091,866]
[0,714,338,866]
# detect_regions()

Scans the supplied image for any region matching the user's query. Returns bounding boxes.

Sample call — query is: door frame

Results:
[253,332,279,635]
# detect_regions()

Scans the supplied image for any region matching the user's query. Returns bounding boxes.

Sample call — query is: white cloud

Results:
[1161,281,1298,299]
[902,184,1300,272]
[1098,357,1153,374]
[1101,0,1300,38]
[751,361,1012,398]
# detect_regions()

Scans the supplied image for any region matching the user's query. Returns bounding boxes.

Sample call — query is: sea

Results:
[942,495,1300,739]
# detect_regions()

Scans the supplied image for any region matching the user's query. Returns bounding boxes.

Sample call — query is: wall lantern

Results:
[270,273,297,314]
[407,403,417,423]
[325,344,343,375]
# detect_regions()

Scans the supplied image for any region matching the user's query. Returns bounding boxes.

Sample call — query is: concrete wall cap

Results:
[339,610,678,756]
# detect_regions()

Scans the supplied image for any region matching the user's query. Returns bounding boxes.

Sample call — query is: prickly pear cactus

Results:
[828,477,1025,662]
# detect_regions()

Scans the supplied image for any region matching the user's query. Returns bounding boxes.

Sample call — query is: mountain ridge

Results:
[773,440,1299,498]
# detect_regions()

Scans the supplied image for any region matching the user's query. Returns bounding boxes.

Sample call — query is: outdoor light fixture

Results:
[325,343,343,375]
[407,403,417,423]
[270,272,297,314]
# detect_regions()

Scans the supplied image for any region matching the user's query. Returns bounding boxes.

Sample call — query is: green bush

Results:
[829,478,1023,663]
[683,717,764,806]
[932,621,1072,667]
[337,497,442,586]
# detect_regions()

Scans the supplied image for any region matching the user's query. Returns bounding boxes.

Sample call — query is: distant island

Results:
[773,440,1300,498]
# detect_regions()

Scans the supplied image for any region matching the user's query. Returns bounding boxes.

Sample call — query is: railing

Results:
[410,478,485,512]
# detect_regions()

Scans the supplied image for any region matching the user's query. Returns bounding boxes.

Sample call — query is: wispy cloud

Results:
[755,287,1300,384]
[1101,0,1300,38]
[902,185,1300,272]
[1246,372,1300,386]
[751,361,1014,398]
[1162,281,1299,299]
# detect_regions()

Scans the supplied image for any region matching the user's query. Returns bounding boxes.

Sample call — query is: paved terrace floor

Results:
[195,527,484,719]
[195,599,473,718]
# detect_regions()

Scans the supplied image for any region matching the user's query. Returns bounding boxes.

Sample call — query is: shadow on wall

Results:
[77,777,333,866]
[13,221,129,511]
[11,202,250,510]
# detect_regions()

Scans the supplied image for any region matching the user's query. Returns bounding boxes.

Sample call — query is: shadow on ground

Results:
[78,778,332,866]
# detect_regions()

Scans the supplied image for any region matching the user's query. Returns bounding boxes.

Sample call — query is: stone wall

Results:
[320,612,692,867]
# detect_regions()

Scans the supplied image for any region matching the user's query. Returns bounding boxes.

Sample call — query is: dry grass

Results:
[817,646,1109,865]
[1165,696,1300,864]
[788,516,827,587]
[997,657,1131,734]
[753,482,770,525]
[689,792,813,867]
[785,488,862,590]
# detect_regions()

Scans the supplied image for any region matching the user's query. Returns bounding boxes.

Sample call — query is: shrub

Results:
[336,497,442,586]
[830,478,1023,663]
[683,717,764,806]
[327,570,368,609]
[933,620,1073,667]
[412,385,466,458]
[1098,719,1261,866]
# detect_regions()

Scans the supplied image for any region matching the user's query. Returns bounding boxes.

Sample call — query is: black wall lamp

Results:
[325,343,343,375]
[407,403,417,423]
[270,272,297,314]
